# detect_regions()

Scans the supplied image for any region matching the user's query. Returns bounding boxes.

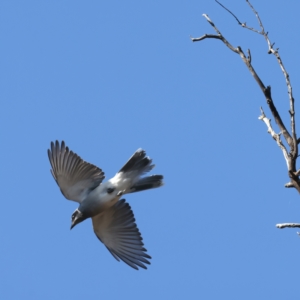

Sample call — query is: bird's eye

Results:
[71,210,78,220]
[107,187,115,194]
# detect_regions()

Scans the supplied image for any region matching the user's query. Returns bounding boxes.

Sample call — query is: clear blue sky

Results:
[1,1,300,299]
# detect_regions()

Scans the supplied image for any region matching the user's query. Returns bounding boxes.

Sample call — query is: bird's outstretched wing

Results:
[92,199,151,270]
[48,140,105,203]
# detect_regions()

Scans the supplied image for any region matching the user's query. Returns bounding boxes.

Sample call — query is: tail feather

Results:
[129,175,164,193]
[119,149,154,175]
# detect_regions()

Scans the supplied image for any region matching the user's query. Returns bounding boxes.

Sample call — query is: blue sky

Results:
[1,0,300,299]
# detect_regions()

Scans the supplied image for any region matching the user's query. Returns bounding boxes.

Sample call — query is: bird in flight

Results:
[47,140,163,270]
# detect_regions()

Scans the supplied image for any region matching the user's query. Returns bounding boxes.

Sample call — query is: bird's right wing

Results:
[92,199,151,270]
[48,140,105,203]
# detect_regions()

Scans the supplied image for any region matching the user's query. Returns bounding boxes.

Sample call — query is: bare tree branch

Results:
[191,2,300,192]
[190,34,222,42]
[215,0,297,159]
[190,14,293,156]
[244,0,297,161]
[215,0,243,26]
[192,1,300,231]
[215,0,261,34]
[245,0,265,33]
[276,223,300,229]
[285,182,294,188]
[190,14,237,52]
[258,107,289,167]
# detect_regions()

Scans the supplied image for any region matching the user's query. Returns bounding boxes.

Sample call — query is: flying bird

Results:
[48,140,163,270]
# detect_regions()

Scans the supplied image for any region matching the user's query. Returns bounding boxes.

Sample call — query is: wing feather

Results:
[48,140,105,203]
[92,199,151,270]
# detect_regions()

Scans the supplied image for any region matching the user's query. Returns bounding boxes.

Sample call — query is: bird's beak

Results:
[70,216,81,230]
[70,209,84,230]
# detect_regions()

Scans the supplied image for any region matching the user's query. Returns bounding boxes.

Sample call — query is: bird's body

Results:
[48,140,163,270]
[77,172,143,217]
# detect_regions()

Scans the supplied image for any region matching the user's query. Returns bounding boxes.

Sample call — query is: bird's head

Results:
[70,209,86,229]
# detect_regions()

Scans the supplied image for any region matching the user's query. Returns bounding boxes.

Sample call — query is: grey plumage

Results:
[48,140,163,270]
[129,175,164,193]
[93,199,151,270]
[48,141,105,201]
[119,148,154,174]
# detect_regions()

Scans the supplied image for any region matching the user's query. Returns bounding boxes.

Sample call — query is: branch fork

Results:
[192,0,299,231]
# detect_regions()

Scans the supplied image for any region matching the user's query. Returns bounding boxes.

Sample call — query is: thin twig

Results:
[191,14,237,53]
[276,223,300,229]
[246,0,264,32]
[215,0,243,25]
[285,182,294,188]
[190,34,222,42]
[258,107,289,167]
[215,0,261,34]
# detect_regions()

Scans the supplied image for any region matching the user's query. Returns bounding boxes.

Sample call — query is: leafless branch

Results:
[258,107,289,167]
[190,34,221,42]
[216,0,297,159]
[245,0,264,33]
[243,0,297,161]
[190,14,237,52]
[285,182,294,188]
[215,0,243,26]
[191,2,300,192]
[276,223,300,229]
[192,1,300,230]
[215,0,260,34]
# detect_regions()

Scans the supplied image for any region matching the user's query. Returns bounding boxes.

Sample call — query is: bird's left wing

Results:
[48,140,105,203]
[92,199,151,270]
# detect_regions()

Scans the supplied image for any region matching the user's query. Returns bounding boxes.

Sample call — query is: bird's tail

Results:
[118,148,154,175]
[129,175,164,193]
[118,149,164,193]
